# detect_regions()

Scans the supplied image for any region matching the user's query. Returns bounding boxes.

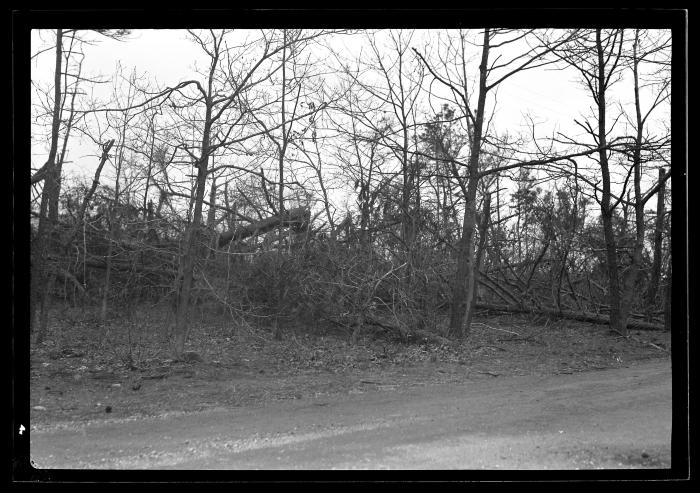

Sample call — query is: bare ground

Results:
[28,309,672,470]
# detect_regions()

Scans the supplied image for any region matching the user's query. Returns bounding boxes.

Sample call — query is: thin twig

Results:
[474,345,507,352]
[471,322,521,336]
[474,370,500,377]
[609,328,670,353]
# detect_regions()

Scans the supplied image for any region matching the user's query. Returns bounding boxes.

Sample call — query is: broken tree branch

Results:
[217,206,310,247]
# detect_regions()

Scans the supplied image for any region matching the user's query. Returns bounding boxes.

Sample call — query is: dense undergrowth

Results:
[29,305,671,428]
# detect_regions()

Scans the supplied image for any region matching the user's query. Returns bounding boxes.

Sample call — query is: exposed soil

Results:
[28,308,672,469]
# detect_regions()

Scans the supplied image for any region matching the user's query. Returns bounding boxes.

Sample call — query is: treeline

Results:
[29,29,672,357]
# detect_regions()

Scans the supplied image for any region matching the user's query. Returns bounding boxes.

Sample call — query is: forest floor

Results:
[29,306,671,430]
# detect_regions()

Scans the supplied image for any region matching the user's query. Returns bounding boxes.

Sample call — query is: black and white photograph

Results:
[13,9,688,479]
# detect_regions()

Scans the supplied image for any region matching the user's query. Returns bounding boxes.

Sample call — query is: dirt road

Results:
[30,359,672,470]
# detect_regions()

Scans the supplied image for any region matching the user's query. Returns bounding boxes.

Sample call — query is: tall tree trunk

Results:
[663,241,671,332]
[48,40,80,223]
[173,75,217,357]
[174,117,212,357]
[32,29,63,343]
[595,29,624,334]
[448,29,490,338]
[100,212,115,334]
[556,175,580,313]
[207,174,218,227]
[273,30,289,339]
[646,167,666,310]
[401,119,413,257]
[279,30,288,217]
[222,181,236,309]
[205,173,218,260]
[465,191,490,330]
[143,115,156,219]
[619,32,647,331]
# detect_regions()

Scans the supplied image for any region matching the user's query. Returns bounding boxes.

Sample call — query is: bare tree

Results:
[165,29,330,357]
[327,87,395,248]
[347,31,427,258]
[550,28,671,334]
[31,29,65,342]
[618,29,671,332]
[98,66,141,339]
[414,28,581,337]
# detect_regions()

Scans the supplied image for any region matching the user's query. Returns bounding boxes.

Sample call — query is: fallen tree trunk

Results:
[82,258,175,276]
[364,316,450,345]
[326,315,450,345]
[218,207,310,247]
[474,303,665,331]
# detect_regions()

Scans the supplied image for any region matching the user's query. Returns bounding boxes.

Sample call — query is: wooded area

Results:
[29,28,672,359]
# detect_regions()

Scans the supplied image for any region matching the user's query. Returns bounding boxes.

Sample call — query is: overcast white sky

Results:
[30,29,670,213]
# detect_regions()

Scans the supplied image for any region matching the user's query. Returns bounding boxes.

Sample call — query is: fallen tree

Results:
[218,207,310,247]
[325,314,451,345]
[474,303,665,331]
